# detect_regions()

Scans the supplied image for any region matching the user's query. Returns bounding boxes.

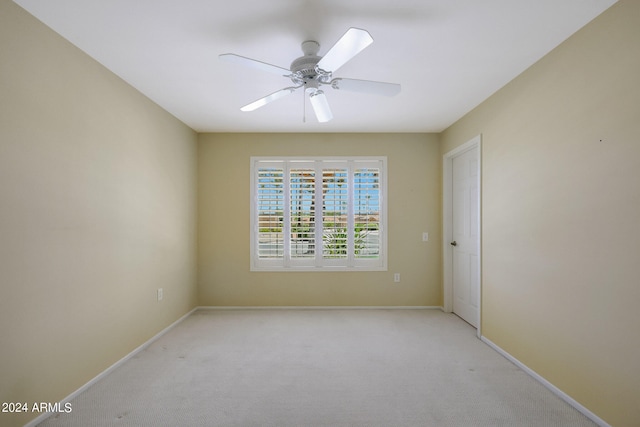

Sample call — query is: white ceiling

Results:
[14,0,616,133]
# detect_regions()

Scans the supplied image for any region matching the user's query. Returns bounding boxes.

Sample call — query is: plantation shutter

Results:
[256,164,284,262]
[354,166,380,259]
[251,157,386,271]
[290,167,316,260]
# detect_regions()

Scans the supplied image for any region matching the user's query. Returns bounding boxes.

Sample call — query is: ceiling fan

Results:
[219,28,401,123]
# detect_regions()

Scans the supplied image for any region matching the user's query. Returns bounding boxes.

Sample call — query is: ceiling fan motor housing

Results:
[290,40,331,87]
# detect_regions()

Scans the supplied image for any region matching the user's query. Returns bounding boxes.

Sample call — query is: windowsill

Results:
[250,266,388,272]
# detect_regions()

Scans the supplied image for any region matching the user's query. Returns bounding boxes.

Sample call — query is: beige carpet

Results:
[39,309,596,426]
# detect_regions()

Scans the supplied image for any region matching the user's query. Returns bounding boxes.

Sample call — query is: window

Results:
[251,157,387,271]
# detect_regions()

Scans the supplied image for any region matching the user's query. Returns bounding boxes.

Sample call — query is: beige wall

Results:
[0,2,198,426]
[198,133,441,307]
[441,1,640,425]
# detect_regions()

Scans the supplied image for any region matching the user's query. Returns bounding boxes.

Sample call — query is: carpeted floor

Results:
[39,309,596,426]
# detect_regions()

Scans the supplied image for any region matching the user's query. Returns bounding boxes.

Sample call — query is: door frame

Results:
[443,134,482,337]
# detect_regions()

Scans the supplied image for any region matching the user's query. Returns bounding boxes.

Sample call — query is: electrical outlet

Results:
[422,232,429,242]
[394,273,400,283]
[157,288,163,301]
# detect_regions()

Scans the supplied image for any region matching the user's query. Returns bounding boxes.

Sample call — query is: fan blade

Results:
[219,53,291,76]
[240,87,299,112]
[308,90,333,122]
[316,28,373,73]
[331,78,401,96]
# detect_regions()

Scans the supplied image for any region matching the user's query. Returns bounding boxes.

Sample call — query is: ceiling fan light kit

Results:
[308,90,332,122]
[220,27,401,123]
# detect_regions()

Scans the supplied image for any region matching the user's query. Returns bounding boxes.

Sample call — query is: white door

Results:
[451,146,480,327]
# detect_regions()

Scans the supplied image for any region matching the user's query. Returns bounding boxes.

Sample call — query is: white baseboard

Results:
[196,305,444,310]
[480,335,610,427]
[24,307,198,427]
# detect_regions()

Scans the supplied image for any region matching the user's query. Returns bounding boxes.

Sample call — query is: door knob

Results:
[450,241,457,246]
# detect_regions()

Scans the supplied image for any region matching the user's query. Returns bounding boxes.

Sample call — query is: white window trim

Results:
[250,156,388,272]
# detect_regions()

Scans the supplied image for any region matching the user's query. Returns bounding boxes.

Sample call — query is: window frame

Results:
[250,156,387,272]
